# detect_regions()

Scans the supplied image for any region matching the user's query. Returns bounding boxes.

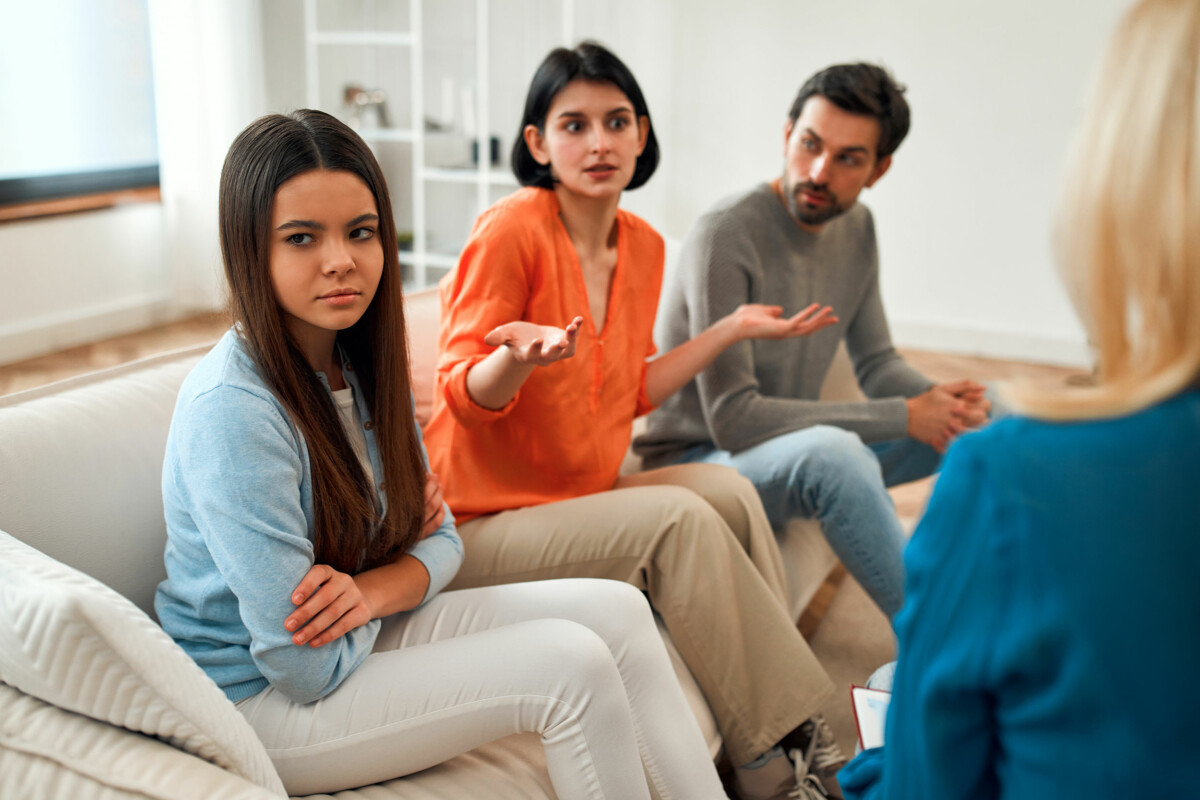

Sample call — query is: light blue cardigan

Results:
[155,329,463,704]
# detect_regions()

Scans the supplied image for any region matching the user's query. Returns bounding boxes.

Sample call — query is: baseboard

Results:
[891,321,1091,367]
[0,293,174,365]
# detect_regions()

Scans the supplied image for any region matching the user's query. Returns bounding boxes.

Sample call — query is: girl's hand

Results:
[284,564,373,648]
[483,316,584,366]
[420,471,446,539]
[728,303,838,341]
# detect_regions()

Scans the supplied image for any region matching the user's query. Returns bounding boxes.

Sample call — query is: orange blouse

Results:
[423,187,664,521]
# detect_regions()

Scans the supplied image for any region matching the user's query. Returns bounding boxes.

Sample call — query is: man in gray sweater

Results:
[635,63,989,621]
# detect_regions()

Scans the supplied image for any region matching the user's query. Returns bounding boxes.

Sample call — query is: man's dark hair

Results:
[511,40,659,190]
[788,63,910,159]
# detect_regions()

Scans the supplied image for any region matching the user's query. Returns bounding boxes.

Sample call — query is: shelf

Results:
[304,0,573,292]
[487,170,519,187]
[358,128,416,143]
[313,31,414,47]
[421,167,475,184]
[399,250,460,269]
[421,166,518,186]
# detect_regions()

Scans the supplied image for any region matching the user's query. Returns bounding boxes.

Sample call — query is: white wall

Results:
[0,205,170,363]
[2,0,1132,367]
[655,0,1130,365]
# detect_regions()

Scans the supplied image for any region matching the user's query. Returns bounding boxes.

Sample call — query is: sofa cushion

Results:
[405,287,440,428]
[0,532,286,796]
[308,734,555,800]
[0,682,280,800]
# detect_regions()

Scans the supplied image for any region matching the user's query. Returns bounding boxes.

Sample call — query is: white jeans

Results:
[235,578,726,799]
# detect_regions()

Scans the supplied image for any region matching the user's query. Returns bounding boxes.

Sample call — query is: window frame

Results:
[0,165,160,208]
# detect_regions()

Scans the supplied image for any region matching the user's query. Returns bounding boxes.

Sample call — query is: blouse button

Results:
[345,363,354,371]
[364,420,374,430]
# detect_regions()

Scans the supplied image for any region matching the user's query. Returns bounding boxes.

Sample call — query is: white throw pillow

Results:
[0,532,286,796]
[0,682,279,800]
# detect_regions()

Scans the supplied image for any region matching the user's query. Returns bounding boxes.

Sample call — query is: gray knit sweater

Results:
[634,183,933,463]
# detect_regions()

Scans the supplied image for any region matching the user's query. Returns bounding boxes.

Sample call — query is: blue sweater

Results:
[840,390,1200,798]
[155,330,463,704]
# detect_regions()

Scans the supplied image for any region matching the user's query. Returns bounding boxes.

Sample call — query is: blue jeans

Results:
[667,427,942,619]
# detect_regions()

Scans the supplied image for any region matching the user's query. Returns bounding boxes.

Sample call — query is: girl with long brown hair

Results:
[154,109,728,799]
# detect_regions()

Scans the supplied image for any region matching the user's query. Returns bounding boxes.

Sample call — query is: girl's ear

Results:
[636,115,650,157]
[523,124,551,166]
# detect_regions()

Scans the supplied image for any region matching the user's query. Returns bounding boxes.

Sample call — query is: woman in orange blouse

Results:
[425,42,845,799]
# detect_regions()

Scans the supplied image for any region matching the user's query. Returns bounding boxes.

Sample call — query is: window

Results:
[0,0,159,216]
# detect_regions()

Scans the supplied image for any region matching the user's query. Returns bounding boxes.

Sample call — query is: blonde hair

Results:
[1007,0,1200,420]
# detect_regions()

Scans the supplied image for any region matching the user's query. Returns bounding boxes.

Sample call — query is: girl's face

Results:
[268,168,384,359]
[524,79,649,200]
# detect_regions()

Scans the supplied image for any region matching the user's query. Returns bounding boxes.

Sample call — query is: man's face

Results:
[782,95,892,231]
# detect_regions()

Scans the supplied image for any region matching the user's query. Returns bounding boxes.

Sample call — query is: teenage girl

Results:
[154,109,727,800]
[423,43,844,799]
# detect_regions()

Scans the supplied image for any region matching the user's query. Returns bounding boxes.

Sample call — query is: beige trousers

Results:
[449,463,836,765]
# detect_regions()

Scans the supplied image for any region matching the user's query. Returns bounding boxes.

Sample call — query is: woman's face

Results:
[524,79,649,200]
[268,168,384,360]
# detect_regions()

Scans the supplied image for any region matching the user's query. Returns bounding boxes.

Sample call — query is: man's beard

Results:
[785,180,848,227]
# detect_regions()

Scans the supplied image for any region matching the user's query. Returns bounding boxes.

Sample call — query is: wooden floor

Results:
[0,312,230,396]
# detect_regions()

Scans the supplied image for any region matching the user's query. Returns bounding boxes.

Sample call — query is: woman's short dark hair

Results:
[511,41,659,191]
[788,63,910,160]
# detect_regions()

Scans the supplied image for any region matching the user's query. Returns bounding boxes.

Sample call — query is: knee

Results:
[589,580,657,638]
[687,464,761,511]
[535,619,623,687]
[794,426,879,482]
[656,486,734,547]
[725,470,763,508]
[668,462,759,505]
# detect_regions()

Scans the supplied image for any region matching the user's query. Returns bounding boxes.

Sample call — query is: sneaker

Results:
[787,716,847,800]
[732,745,828,800]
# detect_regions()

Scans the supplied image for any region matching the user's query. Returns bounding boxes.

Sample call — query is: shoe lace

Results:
[786,742,829,800]
[803,716,846,773]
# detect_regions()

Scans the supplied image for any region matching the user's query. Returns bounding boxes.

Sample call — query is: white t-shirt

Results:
[331,385,375,491]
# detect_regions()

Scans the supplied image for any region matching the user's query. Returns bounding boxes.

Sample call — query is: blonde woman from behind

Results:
[838,0,1200,797]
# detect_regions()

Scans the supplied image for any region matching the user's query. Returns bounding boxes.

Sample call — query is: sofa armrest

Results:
[0,682,281,800]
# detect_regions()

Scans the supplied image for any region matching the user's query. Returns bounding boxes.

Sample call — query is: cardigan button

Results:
[364,420,374,430]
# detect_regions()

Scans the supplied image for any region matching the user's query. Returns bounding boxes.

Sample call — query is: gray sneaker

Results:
[788,715,847,799]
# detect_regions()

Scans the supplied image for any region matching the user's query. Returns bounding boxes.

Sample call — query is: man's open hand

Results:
[727,303,839,341]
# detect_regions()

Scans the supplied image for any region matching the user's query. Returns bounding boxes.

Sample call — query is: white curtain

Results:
[149,0,267,312]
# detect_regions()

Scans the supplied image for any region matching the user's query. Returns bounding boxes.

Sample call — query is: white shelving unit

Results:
[303,0,574,290]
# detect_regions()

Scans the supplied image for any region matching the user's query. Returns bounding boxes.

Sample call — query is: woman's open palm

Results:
[484,316,584,366]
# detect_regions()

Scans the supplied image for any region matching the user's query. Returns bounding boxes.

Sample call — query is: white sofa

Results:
[0,287,853,799]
